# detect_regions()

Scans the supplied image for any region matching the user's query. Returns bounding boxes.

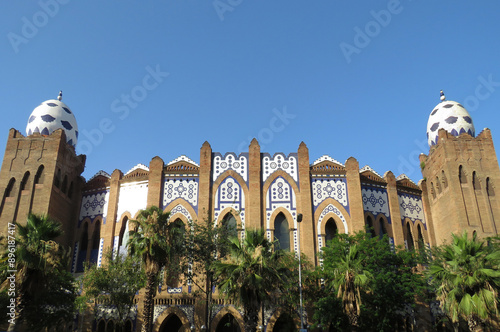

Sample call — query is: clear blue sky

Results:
[2,1,500,182]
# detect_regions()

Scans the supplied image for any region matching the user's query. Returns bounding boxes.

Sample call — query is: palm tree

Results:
[328,244,371,329]
[214,229,288,332]
[127,206,184,332]
[1,213,71,330]
[428,232,500,331]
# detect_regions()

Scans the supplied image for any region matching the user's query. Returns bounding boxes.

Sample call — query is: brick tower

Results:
[0,93,85,248]
[420,91,500,245]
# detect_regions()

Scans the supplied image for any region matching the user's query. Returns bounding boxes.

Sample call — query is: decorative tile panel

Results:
[312,178,348,207]
[317,204,349,241]
[97,238,104,267]
[154,305,195,325]
[169,204,193,220]
[79,190,109,224]
[163,178,198,212]
[213,153,248,182]
[116,181,148,221]
[265,176,297,229]
[95,304,137,321]
[398,193,425,223]
[262,153,298,183]
[214,176,246,234]
[361,187,390,217]
[71,241,79,273]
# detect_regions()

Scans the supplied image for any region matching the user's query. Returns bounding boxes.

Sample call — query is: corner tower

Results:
[420,91,500,245]
[0,92,85,248]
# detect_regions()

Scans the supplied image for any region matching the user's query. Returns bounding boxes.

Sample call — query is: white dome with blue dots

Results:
[26,92,79,148]
[426,91,475,146]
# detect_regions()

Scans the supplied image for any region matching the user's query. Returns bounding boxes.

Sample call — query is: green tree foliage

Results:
[0,214,76,330]
[80,249,146,331]
[428,232,500,331]
[185,217,234,330]
[127,206,184,332]
[315,232,425,331]
[214,229,291,332]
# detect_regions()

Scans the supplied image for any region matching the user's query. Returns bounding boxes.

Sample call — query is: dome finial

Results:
[57,91,62,101]
[440,90,445,101]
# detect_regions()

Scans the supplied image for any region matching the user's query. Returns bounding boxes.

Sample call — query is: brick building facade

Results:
[1,92,499,331]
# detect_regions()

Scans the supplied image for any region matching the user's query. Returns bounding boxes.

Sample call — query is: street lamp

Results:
[297,213,306,331]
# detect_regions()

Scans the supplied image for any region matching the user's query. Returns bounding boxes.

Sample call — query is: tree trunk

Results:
[141,272,157,332]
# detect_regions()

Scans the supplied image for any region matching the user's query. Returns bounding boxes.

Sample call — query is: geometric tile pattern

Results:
[213,152,248,183]
[71,241,79,273]
[265,176,298,250]
[116,181,148,222]
[169,204,192,221]
[311,178,348,207]
[163,178,198,212]
[214,176,246,235]
[361,187,390,217]
[97,238,104,267]
[265,176,297,227]
[262,153,298,183]
[398,193,425,224]
[317,203,349,243]
[79,190,109,224]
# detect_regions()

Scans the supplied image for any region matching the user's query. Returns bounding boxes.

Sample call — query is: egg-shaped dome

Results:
[426,96,475,146]
[26,97,78,147]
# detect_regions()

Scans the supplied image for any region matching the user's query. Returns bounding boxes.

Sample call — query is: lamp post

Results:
[297,213,306,331]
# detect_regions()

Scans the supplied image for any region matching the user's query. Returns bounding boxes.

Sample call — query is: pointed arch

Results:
[164,198,197,222]
[211,306,244,332]
[20,171,30,191]
[76,221,89,272]
[34,165,45,185]
[273,212,290,251]
[404,219,415,250]
[375,214,390,239]
[365,213,375,237]
[54,168,61,188]
[315,198,351,235]
[262,170,299,200]
[152,306,191,332]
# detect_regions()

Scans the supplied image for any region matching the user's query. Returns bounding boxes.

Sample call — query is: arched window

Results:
[76,222,89,272]
[20,172,30,191]
[378,218,387,239]
[222,213,238,239]
[215,313,241,332]
[5,178,15,197]
[473,171,481,190]
[34,165,44,184]
[68,181,74,199]
[54,169,61,188]
[487,178,494,197]
[90,221,101,264]
[366,215,374,237]
[124,320,133,332]
[274,213,290,251]
[459,165,467,184]
[61,175,68,194]
[406,223,414,250]
[435,176,441,194]
[441,170,448,188]
[417,224,425,250]
[324,218,338,246]
[97,320,105,332]
[430,182,436,199]
[118,217,130,256]
[106,320,114,332]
